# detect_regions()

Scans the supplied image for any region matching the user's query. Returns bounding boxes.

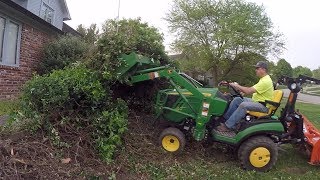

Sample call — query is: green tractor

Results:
[116,52,320,172]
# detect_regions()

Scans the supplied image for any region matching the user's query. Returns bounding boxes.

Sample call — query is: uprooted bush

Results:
[14,66,128,162]
[85,18,171,111]
[86,18,169,79]
[37,35,89,75]
[9,18,170,164]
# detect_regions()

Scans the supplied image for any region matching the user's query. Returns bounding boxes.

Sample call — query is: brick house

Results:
[0,0,78,100]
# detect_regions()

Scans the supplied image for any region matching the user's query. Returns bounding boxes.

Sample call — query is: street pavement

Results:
[282,89,320,105]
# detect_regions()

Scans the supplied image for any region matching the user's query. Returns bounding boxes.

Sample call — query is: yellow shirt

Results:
[252,75,274,102]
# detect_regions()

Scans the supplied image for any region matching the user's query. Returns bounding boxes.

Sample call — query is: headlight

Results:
[290,83,297,90]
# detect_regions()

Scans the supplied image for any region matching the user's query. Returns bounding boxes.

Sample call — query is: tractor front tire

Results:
[159,127,186,153]
[238,136,278,172]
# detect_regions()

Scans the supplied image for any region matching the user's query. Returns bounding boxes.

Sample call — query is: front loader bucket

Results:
[116,52,160,78]
[302,114,320,165]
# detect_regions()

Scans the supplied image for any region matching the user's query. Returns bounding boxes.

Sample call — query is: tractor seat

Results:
[247,90,284,118]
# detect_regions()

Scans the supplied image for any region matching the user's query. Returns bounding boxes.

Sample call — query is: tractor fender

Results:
[234,122,285,147]
[235,131,283,148]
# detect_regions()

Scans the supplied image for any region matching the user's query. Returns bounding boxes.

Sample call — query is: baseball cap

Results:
[254,61,268,70]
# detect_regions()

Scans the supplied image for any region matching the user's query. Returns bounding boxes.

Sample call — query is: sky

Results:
[65,0,320,70]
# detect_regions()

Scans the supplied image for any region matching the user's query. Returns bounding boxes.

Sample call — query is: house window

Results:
[40,3,54,24]
[0,16,21,66]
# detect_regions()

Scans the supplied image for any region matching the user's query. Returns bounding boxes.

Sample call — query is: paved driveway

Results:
[282,89,320,105]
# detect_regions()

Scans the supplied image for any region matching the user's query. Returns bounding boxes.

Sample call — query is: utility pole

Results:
[116,0,121,34]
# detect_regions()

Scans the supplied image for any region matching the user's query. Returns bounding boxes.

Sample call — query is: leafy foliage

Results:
[166,0,284,85]
[293,66,313,77]
[313,67,320,79]
[18,66,128,162]
[221,52,265,86]
[77,24,100,44]
[82,18,170,112]
[87,18,169,80]
[38,36,89,75]
[94,101,128,162]
[273,59,293,79]
[23,66,107,114]
[267,61,276,78]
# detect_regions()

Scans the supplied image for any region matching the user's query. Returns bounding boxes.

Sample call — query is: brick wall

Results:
[0,24,53,100]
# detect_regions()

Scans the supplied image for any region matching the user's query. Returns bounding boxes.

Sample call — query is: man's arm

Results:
[230,83,256,95]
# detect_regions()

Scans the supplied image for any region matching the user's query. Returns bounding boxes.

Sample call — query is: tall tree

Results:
[293,66,313,77]
[222,52,266,86]
[267,61,276,79]
[274,59,293,79]
[76,23,100,44]
[313,67,320,79]
[166,0,284,85]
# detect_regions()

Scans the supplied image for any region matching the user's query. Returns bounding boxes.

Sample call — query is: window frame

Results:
[0,14,22,67]
[0,16,5,62]
[40,1,55,24]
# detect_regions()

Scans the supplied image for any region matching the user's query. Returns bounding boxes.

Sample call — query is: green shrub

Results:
[24,65,107,114]
[86,18,169,80]
[94,99,128,162]
[38,36,89,75]
[17,65,127,162]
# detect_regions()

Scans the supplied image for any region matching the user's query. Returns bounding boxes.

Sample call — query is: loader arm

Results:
[117,52,211,140]
[130,65,205,116]
[130,66,204,97]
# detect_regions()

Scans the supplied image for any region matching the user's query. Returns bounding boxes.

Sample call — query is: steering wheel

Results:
[218,81,243,99]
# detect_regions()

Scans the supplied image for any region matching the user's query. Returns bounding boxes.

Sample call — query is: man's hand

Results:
[230,82,256,95]
[229,82,240,90]
[218,81,229,86]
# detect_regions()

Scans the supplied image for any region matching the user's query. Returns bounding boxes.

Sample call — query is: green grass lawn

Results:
[277,85,288,89]
[295,101,320,128]
[276,98,320,128]
[0,100,18,116]
[305,87,320,92]
[303,86,320,96]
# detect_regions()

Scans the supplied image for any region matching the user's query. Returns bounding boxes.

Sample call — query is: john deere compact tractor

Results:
[116,52,320,171]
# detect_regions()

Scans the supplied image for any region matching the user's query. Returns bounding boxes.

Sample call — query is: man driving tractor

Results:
[116,52,320,170]
[217,61,274,132]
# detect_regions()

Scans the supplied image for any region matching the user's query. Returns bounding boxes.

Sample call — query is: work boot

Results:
[216,123,232,132]
[216,116,226,124]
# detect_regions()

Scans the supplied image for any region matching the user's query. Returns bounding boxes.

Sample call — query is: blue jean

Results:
[223,97,268,129]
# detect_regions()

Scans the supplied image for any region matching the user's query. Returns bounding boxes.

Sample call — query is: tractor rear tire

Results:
[238,136,278,172]
[159,127,186,153]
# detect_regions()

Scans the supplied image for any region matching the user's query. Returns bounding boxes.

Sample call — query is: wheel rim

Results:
[249,147,271,168]
[162,135,180,152]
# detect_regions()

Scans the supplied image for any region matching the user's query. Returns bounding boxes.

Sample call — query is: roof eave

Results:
[62,0,71,20]
[0,0,63,34]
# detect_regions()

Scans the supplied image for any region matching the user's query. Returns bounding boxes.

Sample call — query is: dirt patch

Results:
[283,167,308,175]
[0,111,233,179]
[0,115,9,126]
